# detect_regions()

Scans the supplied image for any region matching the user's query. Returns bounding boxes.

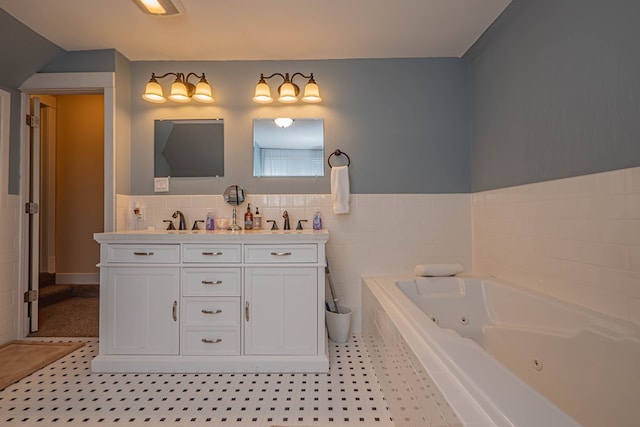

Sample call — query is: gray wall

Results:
[131,58,471,195]
[467,0,640,192]
[0,8,63,194]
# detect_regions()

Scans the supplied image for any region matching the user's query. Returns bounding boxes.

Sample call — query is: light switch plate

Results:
[154,177,169,192]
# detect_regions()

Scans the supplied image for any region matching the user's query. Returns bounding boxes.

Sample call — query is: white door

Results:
[244,267,317,355]
[26,96,41,332]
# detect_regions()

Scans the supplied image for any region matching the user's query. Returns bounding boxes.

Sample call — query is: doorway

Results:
[18,71,117,339]
[27,94,104,337]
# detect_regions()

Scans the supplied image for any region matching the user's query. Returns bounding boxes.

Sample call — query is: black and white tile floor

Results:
[0,337,394,426]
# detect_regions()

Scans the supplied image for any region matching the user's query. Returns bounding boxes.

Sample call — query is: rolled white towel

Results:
[413,263,463,277]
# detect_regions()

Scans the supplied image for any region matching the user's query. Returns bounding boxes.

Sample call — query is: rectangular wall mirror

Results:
[253,118,324,177]
[154,119,224,177]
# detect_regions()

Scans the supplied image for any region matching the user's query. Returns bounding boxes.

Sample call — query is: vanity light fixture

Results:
[142,72,214,104]
[132,0,183,15]
[273,118,294,128]
[253,73,322,104]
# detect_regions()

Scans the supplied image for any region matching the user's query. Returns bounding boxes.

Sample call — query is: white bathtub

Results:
[362,275,640,427]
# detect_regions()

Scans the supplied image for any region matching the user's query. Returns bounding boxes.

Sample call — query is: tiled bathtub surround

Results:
[117,193,472,332]
[473,166,640,326]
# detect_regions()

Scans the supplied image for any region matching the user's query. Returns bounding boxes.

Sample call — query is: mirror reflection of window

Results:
[253,118,324,177]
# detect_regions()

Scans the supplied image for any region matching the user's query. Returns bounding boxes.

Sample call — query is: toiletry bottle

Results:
[205,209,215,230]
[253,206,262,229]
[244,204,253,230]
[312,209,322,230]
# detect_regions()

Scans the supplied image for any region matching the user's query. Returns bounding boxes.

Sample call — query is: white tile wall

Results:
[0,194,21,344]
[117,193,473,332]
[473,166,640,326]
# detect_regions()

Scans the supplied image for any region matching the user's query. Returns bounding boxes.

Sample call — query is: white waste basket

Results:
[325,307,352,343]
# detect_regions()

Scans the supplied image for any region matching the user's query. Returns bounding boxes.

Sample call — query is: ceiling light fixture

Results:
[274,118,294,128]
[253,73,322,104]
[133,0,183,15]
[142,72,214,104]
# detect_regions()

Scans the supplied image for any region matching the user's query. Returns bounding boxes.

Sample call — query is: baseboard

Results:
[56,273,99,285]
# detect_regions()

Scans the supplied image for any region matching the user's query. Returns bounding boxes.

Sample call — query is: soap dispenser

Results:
[244,203,254,230]
[205,209,215,230]
[312,209,323,230]
[253,206,262,229]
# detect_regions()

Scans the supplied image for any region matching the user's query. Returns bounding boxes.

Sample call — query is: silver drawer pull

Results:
[201,309,223,315]
[201,280,223,285]
[270,251,292,256]
[202,251,223,256]
[134,251,154,256]
[201,338,222,344]
[172,301,177,321]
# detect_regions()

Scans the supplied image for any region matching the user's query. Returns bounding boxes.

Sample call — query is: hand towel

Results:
[413,263,463,277]
[331,165,350,214]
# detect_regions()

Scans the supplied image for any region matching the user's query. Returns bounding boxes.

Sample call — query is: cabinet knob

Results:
[201,309,223,315]
[201,338,222,344]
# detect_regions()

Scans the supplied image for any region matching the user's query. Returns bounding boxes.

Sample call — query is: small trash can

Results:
[325,307,352,343]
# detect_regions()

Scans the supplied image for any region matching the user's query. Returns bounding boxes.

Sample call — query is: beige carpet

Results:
[0,341,85,390]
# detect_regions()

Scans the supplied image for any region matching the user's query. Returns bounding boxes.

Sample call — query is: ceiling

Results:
[0,0,511,62]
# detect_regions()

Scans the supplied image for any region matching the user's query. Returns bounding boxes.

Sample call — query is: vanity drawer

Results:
[107,244,180,263]
[244,244,318,263]
[183,244,241,263]
[182,268,241,296]
[181,328,240,356]
[182,298,240,327]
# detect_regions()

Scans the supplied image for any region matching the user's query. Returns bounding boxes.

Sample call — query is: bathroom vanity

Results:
[92,229,329,373]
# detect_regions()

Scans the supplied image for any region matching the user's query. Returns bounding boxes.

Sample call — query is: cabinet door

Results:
[105,267,179,355]
[244,268,317,355]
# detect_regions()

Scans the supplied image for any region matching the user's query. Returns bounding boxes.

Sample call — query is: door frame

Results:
[18,72,116,337]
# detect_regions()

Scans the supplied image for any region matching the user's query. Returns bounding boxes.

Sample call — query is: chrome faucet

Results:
[282,210,290,230]
[172,210,187,230]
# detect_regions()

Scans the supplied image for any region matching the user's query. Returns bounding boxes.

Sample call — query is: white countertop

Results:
[94,229,330,244]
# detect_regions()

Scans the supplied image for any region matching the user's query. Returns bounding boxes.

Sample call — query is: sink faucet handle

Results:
[296,219,308,230]
[163,219,176,230]
[266,219,278,230]
[192,220,205,230]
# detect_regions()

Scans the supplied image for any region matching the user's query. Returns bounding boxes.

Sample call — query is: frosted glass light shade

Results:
[253,82,273,103]
[278,82,298,103]
[193,80,214,103]
[142,80,166,103]
[168,80,190,103]
[302,81,322,103]
[274,117,294,128]
[139,0,166,14]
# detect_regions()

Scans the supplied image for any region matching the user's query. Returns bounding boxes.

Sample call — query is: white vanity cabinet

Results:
[244,267,318,355]
[92,230,329,374]
[181,244,242,356]
[105,266,179,355]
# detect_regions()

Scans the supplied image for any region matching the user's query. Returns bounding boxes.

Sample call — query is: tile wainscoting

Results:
[473,166,640,326]
[0,194,21,343]
[117,193,472,332]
